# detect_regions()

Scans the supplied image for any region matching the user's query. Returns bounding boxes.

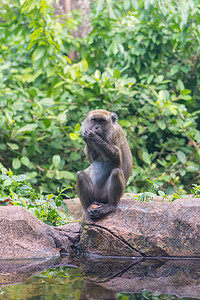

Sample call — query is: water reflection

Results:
[0,257,199,300]
[80,257,200,299]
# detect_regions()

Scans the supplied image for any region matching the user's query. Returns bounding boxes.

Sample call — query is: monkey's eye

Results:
[99,119,106,123]
[91,118,98,123]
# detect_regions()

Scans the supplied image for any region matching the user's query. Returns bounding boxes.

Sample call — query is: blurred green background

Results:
[0,0,199,198]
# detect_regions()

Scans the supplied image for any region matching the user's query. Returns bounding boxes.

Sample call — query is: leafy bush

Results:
[79,0,200,194]
[0,0,87,193]
[0,0,199,197]
[82,0,200,104]
[0,163,70,225]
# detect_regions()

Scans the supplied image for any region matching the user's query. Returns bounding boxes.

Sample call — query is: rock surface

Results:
[0,196,200,299]
[80,195,200,257]
[63,198,84,220]
[0,195,200,259]
[0,206,81,259]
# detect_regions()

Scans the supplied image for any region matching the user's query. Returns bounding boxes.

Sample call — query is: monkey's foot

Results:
[86,203,115,221]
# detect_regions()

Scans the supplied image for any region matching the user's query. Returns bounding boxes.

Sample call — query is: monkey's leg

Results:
[107,168,125,207]
[88,168,125,221]
[76,171,94,209]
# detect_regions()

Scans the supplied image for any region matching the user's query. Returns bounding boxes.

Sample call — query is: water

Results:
[0,257,199,300]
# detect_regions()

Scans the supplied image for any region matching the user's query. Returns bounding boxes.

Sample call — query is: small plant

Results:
[134,179,166,202]
[135,192,157,202]
[191,184,200,198]
[0,163,71,226]
[133,179,184,202]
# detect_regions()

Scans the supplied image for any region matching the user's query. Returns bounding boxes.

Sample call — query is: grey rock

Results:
[80,195,200,257]
[0,206,81,259]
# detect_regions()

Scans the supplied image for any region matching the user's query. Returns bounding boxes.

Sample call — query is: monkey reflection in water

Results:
[77,110,133,221]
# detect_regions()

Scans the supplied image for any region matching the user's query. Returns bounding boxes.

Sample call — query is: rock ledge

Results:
[0,195,199,259]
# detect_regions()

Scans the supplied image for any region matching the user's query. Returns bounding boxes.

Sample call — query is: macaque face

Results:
[81,110,117,141]
[90,115,110,137]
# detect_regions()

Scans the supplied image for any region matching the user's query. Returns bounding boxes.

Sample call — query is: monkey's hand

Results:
[82,129,102,143]
[86,203,116,221]
[83,129,99,143]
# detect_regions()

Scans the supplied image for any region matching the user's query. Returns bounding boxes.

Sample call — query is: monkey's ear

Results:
[111,112,118,123]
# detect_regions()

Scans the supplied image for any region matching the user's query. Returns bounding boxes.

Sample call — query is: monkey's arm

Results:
[83,130,120,165]
[84,144,98,161]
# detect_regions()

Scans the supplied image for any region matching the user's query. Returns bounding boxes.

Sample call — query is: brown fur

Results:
[77,110,133,220]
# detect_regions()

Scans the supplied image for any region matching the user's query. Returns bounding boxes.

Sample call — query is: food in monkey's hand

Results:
[89,204,100,210]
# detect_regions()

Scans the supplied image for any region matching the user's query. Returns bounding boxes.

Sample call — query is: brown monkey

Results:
[76,109,133,221]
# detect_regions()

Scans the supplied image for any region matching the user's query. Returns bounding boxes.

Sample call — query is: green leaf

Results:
[180,95,192,101]
[7,143,19,150]
[17,124,38,133]
[57,113,66,123]
[177,151,186,164]
[79,59,88,72]
[75,124,80,131]
[52,155,61,169]
[186,165,198,172]
[21,156,30,167]
[69,68,76,80]
[158,90,169,101]
[57,171,74,180]
[180,89,191,95]
[158,190,165,197]
[16,174,27,182]
[176,79,185,91]
[47,193,54,200]
[32,46,46,62]
[113,68,120,79]
[25,171,37,179]
[94,70,101,79]
[170,65,179,76]
[179,168,186,176]
[143,152,151,164]
[42,119,51,128]
[40,98,54,106]
[69,133,79,140]
[157,120,166,130]
[119,120,131,127]
[167,105,178,115]
[53,81,65,89]
[12,158,21,169]
[34,208,41,219]
[61,201,68,215]
[4,178,12,187]
[70,152,81,161]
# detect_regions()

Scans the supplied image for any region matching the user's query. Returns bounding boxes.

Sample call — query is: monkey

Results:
[76,109,133,221]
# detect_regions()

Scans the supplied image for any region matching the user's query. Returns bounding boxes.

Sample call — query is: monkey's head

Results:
[82,110,118,139]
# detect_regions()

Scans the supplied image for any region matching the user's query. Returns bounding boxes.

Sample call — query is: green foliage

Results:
[0,0,87,193]
[80,0,200,194]
[191,184,200,197]
[0,163,70,225]
[0,0,200,197]
[133,179,183,202]
[83,0,200,101]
